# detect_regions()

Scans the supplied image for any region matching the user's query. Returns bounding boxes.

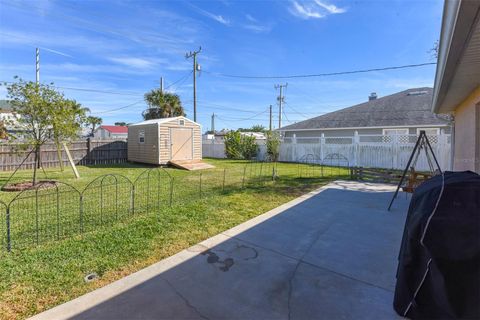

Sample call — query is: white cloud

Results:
[189,3,231,25]
[246,14,257,22]
[289,0,346,20]
[243,24,272,33]
[290,1,325,19]
[313,0,346,14]
[243,14,272,33]
[108,57,155,69]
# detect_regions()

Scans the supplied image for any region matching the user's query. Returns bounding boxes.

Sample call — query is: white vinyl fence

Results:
[203,132,451,171]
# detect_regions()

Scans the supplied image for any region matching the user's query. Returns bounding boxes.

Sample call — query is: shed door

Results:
[170,128,193,160]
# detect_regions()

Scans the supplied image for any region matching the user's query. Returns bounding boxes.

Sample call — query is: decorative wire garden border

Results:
[0,163,268,252]
[0,160,346,252]
[298,153,350,178]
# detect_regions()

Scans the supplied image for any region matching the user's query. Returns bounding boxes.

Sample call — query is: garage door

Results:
[171,128,193,160]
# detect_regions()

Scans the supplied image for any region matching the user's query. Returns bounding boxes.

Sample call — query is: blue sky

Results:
[0,0,443,131]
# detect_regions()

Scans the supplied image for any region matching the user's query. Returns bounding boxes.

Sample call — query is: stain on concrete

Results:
[229,245,258,260]
[201,244,258,272]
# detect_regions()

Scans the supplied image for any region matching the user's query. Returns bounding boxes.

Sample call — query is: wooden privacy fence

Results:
[0,139,127,171]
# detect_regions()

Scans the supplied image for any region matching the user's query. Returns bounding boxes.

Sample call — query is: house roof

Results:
[279,88,451,131]
[432,0,480,113]
[100,125,128,134]
[240,132,266,139]
[129,116,199,127]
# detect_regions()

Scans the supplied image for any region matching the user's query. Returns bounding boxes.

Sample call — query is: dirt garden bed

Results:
[1,180,59,192]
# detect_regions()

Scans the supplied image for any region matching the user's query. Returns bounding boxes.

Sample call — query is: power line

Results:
[1,80,144,96]
[216,108,269,122]
[91,100,145,114]
[203,62,436,80]
[283,101,312,119]
[164,71,193,90]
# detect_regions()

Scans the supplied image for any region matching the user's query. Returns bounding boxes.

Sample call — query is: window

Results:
[179,119,185,126]
[138,130,145,144]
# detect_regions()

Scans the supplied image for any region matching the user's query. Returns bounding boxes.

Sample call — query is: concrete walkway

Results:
[31,181,410,320]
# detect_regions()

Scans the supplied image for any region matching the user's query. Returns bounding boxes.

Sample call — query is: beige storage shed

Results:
[128,117,202,165]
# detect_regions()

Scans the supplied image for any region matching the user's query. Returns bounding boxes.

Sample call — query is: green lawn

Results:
[0,159,349,319]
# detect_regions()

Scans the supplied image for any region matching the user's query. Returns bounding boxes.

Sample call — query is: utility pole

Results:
[36,48,40,84]
[211,113,215,134]
[160,76,164,93]
[211,113,216,145]
[185,47,202,122]
[269,105,273,131]
[275,83,287,129]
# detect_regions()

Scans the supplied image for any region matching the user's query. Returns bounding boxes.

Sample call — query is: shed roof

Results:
[100,125,128,133]
[280,88,451,131]
[128,116,198,127]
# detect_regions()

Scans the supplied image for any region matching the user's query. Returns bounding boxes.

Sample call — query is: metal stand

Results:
[387,131,442,211]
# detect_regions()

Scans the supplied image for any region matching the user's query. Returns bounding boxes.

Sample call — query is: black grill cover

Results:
[394,171,480,319]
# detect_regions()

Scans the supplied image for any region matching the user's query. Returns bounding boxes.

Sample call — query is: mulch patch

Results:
[1,180,59,192]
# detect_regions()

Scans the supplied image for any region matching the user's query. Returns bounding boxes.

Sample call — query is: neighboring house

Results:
[202,130,230,143]
[94,125,128,140]
[240,131,267,144]
[0,99,26,139]
[279,88,451,139]
[203,130,266,143]
[432,0,480,173]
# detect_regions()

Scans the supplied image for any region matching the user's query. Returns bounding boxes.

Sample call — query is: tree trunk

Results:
[32,146,39,186]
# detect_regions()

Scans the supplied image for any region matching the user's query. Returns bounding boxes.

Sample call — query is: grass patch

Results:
[0,159,349,319]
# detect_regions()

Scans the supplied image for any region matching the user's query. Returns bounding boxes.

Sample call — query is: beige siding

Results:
[127,124,160,164]
[453,86,480,173]
[158,118,202,164]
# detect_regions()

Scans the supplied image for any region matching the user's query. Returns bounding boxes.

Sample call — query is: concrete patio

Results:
[31,180,410,320]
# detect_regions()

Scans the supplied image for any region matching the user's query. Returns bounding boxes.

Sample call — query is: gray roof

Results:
[280,88,451,131]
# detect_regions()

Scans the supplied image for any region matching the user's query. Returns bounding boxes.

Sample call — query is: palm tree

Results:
[143,89,185,120]
[86,116,102,137]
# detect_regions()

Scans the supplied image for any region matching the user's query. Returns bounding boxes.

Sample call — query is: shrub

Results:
[266,131,281,162]
[224,131,258,160]
[241,134,258,160]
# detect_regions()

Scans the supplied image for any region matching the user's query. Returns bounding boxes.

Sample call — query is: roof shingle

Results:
[280,88,451,131]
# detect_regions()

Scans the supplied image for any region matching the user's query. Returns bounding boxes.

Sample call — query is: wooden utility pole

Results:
[275,83,287,129]
[185,47,202,122]
[269,105,273,131]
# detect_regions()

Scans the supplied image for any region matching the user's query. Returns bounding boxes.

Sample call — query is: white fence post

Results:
[320,133,325,162]
[353,131,359,167]
[438,129,447,169]
[293,134,297,161]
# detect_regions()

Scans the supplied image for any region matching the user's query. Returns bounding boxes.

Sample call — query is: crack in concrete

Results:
[222,232,394,293]
[285,224,335,320]
[162,277,210,320]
